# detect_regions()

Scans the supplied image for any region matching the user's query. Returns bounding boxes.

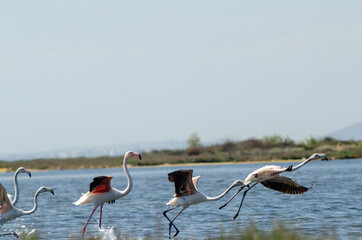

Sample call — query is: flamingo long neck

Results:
[119,156,132,197]
[292,157,314,171]
[205,183,238,202]
[22,188,42,215]
[12,170,20,205]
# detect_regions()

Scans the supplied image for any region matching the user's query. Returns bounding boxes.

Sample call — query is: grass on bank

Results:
[1,136,362,171]
[217,222,337,240]
[16,222,337,240]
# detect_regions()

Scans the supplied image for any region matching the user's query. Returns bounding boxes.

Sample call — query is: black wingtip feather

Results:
[90,176,108,192]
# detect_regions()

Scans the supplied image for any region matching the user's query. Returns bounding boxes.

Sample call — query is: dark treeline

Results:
[1,136,362,171]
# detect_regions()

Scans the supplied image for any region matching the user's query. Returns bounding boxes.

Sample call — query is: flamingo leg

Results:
[99,204,104,228]
[170,207,185,238]
[82,208,96,238]
[163,205,185,238]
[232,183,258,221]
[163,205,179,238]
[0,232,18,238]
[219,185,246,210]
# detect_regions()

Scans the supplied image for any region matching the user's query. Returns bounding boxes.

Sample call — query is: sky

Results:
[1,1,362,154]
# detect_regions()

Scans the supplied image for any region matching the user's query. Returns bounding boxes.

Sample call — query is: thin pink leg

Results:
[82,208,96,238]
[99,204,103,228]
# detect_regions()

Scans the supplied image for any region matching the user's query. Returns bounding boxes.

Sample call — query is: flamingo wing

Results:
[192,176,200,191]
[168,169,197,197]
[260,175,310,194]
[89,176,113,193]
[0,184,13,213]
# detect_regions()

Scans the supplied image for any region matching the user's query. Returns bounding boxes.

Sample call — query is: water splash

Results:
[16,226,38,239]
[26,229,37,239]
[98,227,117,240]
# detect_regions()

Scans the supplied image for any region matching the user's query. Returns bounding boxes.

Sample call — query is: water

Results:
[0,159,361,239]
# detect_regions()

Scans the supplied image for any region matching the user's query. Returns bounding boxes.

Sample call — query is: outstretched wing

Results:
[89,176,113,193]
[0,184,13,213]
[168,169,197,197]
[260,175,310,194]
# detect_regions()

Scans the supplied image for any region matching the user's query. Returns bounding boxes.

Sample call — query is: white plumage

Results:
[74,151,141,238]
[163,169,243,238]
[0,184,54,226]
[7,167,32,206]
[219,153,328,221]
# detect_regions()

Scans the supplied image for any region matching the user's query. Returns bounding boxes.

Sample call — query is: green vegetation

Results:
[216,222,337,240]
[187,132,202,148]
[1,136,362,171]
[16,222,337,239]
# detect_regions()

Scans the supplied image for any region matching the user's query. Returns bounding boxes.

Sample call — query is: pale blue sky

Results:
[1,1,362,154]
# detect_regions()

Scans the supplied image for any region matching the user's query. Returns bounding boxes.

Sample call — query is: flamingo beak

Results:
[50,189,54,195]
[138,154,142,160]
[28,172,32,178]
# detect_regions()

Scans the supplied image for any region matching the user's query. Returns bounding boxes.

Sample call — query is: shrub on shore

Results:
[1,136,361,171]
[16,222,336,240]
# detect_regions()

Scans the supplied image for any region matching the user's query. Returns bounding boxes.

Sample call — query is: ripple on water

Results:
[0,159,361,239]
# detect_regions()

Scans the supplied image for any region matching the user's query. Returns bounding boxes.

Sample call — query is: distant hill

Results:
[5,121,362,161]
[327,121,362,141]
[0,140,187,162]
[0,139,224,161]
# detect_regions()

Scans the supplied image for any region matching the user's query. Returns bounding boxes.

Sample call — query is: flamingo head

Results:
[17,167,32,178]
[309,153,328,161]
[38,187,55,195]
[243,170,260,186]
[124,151,142,160]
[232,180,245,188]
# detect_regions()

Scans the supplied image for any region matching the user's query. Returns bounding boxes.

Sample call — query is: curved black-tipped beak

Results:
[139,154,142,160]
[51,190,55,195]
[325,156,328,161]
[28,172,32,178]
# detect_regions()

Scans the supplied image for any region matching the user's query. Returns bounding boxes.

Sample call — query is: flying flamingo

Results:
[7,167,32,206]
[0,184,54,226]
[219,153,328,220]
[163,169,244,238]
[74,151,142,238]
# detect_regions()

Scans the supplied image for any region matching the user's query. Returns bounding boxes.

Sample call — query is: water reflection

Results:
[0,159,361,239]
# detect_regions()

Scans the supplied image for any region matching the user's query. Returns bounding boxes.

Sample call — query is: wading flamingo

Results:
[0,184,54,226]
[74,151,141,238]
[163,169,244,238]
[7,167,32,206]
[219,153,328,220]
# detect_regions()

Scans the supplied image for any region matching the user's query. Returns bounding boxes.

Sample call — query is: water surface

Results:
[0,159,361,239]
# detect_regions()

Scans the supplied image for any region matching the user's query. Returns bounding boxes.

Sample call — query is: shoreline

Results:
[139,158,330,168]
[3,158,341,172]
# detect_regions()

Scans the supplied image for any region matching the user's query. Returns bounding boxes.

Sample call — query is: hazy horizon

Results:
[1,1,362,155]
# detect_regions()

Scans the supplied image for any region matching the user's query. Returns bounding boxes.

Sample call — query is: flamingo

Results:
[163,169,244,238]
[74,150,142,238]
[7,167,32,206]
[0,184,54,226]
[219,153,328,220]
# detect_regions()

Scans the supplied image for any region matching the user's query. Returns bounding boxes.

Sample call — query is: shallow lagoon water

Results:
[0,159,361,239]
